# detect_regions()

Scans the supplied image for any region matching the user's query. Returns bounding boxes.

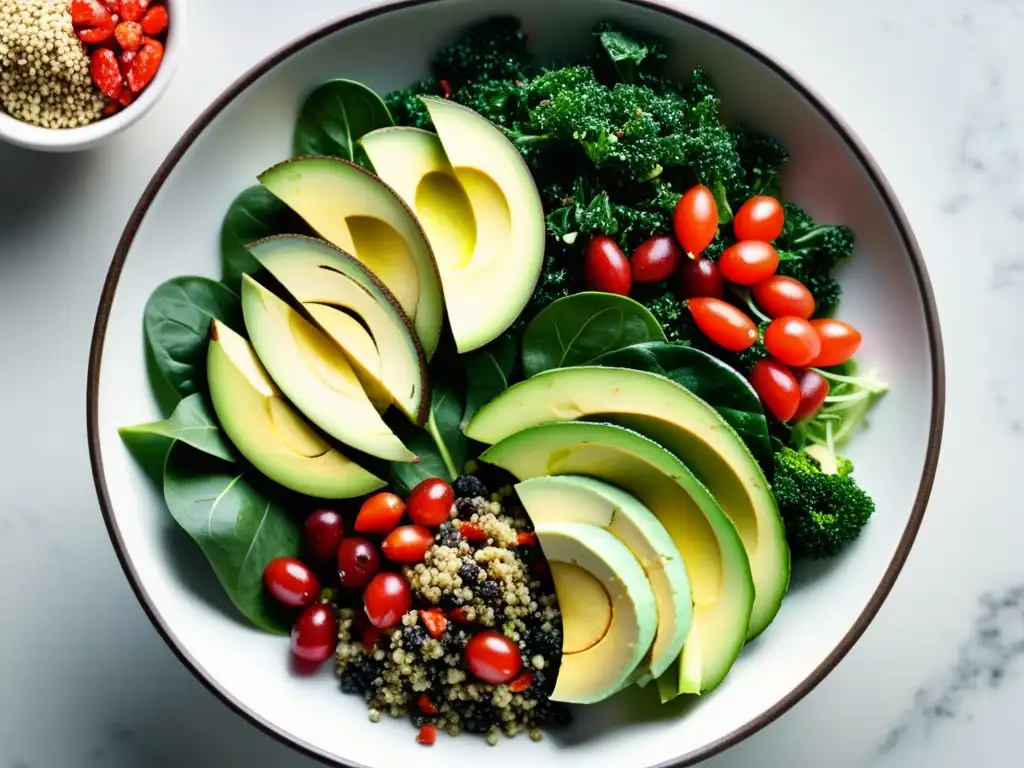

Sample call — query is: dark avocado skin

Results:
[244,232,431,427]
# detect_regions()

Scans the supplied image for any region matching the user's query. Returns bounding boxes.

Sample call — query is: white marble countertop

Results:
[0,0,1016,765]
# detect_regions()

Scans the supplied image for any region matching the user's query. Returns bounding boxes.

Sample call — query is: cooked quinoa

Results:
[0,0,106,128]
[335,477,570,744]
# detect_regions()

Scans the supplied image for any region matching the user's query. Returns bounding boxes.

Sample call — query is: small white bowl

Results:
[0,0,186,153]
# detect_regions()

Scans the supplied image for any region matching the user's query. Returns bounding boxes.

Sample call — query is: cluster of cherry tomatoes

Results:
[582,185,863,425]
[261,478,530,708]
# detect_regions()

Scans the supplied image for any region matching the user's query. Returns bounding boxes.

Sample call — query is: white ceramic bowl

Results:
[87,0,945,765]
[0,0,186,153]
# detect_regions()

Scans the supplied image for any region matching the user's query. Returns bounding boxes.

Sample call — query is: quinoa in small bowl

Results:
[0,0,185,152]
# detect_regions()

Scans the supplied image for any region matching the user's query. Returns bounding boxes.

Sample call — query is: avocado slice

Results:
[359,98,544,354]
[246,235,430,426]
[533,521,657,704]
[206,320,385,498]
[258,156,444,359]
[480,421,753,696]
[466,365,788,640]
[240,274,415,463]
[515,475,692,685]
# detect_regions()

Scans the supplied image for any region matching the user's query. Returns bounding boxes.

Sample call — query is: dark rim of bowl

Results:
[86,1,946,765]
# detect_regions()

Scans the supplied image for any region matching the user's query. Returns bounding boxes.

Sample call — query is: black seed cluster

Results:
[454,474,489,499]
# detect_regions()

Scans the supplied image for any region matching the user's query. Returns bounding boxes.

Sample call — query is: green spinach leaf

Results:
[220,185,304,291]
[592,342,774,474]
[119,393,234,462]
[163,442,300,634]
[144,277,242,399]
[293,79,394,166]
[460,332,519,429]
[390,376,467,493]
[522,292,666,378]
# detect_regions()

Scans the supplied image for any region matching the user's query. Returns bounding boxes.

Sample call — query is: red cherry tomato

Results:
[751,275,815,319]
[793,369,830,422]
[750,359,801,422]
[406,478,454,527]
[687,298,758,352]
[363,572,412,629]
[302,509,345,563]
[764,317,822,367]
[674,184,719,256]
[733,196,785,242]
[464,630,523,684]
[262,557,320,608]
[354,492,404,534]
[630,236,682,283]
[718,241,779,286]
[678,256,725,300]
[337,537,381,589]
[381,525,434,564]
[584,235,631,295]
[291,603,337,664]
[810,319,862,367]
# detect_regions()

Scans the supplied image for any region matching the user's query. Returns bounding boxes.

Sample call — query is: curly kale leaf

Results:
[734,124,789,199]
[592,19,667,84]
[383,78,439,129]
[431,15,534,89]
[774,203,855,316]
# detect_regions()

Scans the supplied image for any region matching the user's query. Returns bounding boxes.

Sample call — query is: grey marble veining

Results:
[1,0,1021,766]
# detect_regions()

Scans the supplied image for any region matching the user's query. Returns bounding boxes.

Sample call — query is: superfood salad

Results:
[120,17,889,747]
[0,0,170,128]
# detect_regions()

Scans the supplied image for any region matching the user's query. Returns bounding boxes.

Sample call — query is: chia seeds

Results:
[334,479,566,745]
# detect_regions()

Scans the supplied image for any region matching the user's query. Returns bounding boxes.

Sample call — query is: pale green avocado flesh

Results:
[466,365,789,640]
[533,520,657,704]
[359,97,545,353]
[481,421,753,697]
[258,155,444,359]
[246,234,430,426]
[515,475,692,685]
[239,274,414,463]
[206,320,385,498]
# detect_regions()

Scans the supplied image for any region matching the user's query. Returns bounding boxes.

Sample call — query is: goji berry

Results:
[439,79,451,99]
[416,694,438,715]
[71,0,114,27]
[140,4,168,36]
[126,38,163,93]
[449,607,472,625]
[362,625,384,654]
[102,101,120,117]
[516,531,537,547]
[117,88,135,107]
[78,25,113,44]
[90,48,122,100]
[119,49,136,68]
[508,672,533,693]
[419,607,447,639]
[118,0,149,22]
[114,22,143,51]
[457,522,487,542]
[416,724,437,746]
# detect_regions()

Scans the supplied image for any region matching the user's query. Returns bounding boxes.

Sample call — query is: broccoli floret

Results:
[383,78,439,129]
[772,446,875,558]
[773,203,855,316]
[733,124,789,199]
[431,15,533,89]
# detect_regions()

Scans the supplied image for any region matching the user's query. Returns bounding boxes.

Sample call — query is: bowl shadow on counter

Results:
[0,141,95,248]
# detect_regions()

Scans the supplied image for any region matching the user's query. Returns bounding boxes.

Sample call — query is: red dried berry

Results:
[71,0,114,27]
[416,725,437,746]
[140,4,168,36]
[126,38,163,93]
[118,0,148,23]
[78,25,114,43]
[114,21,143,51]
[90,48,122,100]
[417,694,439,715]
